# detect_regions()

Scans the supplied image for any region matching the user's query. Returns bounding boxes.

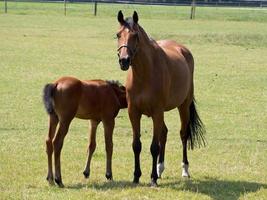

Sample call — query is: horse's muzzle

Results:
[119,57,130,71]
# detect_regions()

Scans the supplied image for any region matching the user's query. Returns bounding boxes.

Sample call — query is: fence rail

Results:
[2,0,267,16]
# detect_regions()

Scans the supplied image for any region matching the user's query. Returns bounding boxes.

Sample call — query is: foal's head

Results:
[116,10,139,71]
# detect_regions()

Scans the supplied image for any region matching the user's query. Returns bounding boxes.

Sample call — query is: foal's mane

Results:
[106,80,127,109]
[106,80,123,87]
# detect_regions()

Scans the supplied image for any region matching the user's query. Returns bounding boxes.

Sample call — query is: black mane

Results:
[106,80,123,87]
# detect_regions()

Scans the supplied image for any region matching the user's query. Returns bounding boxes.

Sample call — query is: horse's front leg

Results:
[128,106,142,184]
[151,111,164,186]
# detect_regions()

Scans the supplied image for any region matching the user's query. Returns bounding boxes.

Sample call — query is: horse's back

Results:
[76,80,121,120]
[157,40,194,73]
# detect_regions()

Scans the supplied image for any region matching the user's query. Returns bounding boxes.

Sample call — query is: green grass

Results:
[0,2,267,200]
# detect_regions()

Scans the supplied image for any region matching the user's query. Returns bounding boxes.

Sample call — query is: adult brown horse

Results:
[116,11,206,186]
[43,77,127,187]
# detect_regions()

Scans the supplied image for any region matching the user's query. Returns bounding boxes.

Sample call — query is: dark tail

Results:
[42,83,56,115]
[187,97,206,150]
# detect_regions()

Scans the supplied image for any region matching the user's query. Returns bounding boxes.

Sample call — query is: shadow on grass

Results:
[67,180,147,190]
[161,177,267,200]
[66,177,267,199]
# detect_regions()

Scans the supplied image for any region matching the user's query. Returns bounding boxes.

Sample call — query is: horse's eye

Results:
[116,33,121,39]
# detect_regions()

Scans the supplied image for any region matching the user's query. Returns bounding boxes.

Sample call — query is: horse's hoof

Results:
[182,174,191,178]
[133,177,139,184]
[55,178,64,188]
[83,171,90,179]
[150,179,158,187]
[46,177,55,185]
[105,173,113,181]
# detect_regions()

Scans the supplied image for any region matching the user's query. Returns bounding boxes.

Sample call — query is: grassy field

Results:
[0,2,267,200]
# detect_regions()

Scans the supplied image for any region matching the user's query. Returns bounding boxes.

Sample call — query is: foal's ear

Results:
[133,11,138,24]
[117,10,125,24]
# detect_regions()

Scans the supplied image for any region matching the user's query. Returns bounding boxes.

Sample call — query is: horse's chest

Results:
[130,92,156,116]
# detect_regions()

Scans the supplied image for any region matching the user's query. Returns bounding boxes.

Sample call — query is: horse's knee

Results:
[46,138,53,154]
[52,138,64,154]
[89,142,96,153]
[105,142,113,154]
[180,129,189,142]
[163,125,168,135]
[132,139,142,154]
[150,142,159,157]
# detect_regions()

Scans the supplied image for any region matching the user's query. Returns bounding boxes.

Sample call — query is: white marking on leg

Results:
[157,162,165,178]
[181,162,190,177]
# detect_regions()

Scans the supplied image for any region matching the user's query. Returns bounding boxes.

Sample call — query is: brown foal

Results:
[116,11,206,186]
[43,76,127,187]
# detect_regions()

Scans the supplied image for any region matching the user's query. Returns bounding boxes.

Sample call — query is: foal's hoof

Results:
[105,173,113,181]
[150,179,158,187]
[55,178,65,188]
[133,177,139,184]
[83,171,90,179]
[46,177,55,186]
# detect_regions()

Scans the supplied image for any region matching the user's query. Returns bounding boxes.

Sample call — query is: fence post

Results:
[5,0,7,13]
[64,0,66,16]
[190,0,196,19]
[94,1,97,16]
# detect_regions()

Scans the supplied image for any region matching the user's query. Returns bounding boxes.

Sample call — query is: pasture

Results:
[0,2,267,199]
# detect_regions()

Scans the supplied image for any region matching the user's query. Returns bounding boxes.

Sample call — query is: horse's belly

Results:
[165,86,189,110]
[75,105,101,120]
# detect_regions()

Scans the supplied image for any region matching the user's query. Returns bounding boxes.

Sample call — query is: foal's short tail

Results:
[43,83,56,115]
[188,97,206,150]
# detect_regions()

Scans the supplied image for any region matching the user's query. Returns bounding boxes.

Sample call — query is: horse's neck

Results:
[130,30,157,84]
[131,47,153,84]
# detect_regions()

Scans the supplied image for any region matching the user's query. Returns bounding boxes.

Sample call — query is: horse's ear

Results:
[133,11,138,24]
[117,10,125,24]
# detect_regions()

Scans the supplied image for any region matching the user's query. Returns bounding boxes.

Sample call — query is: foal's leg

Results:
[178,102,191,178]
[157,122,168,178]
[151,111,164,186]
[53,120,71,187]
[83,120,99,179]
[46,114,58,185]
[103,118,115,180]
[129,107,142,184]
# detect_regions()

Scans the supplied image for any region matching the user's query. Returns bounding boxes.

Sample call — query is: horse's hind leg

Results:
[46,114,58,185]
[178,101,191,178]
[103,118,115,180]
[83,119,99,179]
[157,122,168,178]
[53,119,71,187]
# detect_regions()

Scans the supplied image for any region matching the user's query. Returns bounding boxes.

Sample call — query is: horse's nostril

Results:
[126,57,130,63]
[119,57,130,71]
[120,58,130,66]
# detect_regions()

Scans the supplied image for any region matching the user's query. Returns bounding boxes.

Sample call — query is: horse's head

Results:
[116,10,139,71]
